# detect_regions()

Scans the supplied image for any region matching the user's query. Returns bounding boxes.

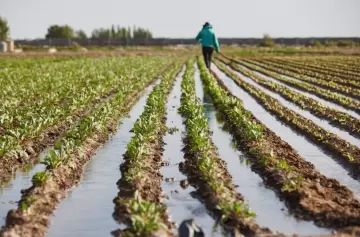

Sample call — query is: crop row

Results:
[177,58,270,236]
[0,57,176,237]
[112,60,184,237]
[266,58,360,85]
[0,57,167,131]
[288,57,360,74]
[197,56,360,229]
[0,58,171,186]
[214,60,360,177]
[241,58,360,99]
[217,56,360,115]
[215,59,360,138]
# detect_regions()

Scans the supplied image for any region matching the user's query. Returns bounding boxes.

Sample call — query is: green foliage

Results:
[45,24,75,39]
[0,16,10,40]
[179,58,257,224]
[259,34,276,47]
[75,30,87,39]
[31,171,49,187]
[336,40,355,47]
[311,40,322,47]
[91,25,152,40]
[124,191,169,236]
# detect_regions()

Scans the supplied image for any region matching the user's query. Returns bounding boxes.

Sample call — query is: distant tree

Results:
[75,30,87,39]
[0,16,10,40]
[259,34,276,47]
[324,40,336,47]
[336,40,355,47]
[311,40,323,47]
[90,25,152,40]
[46,25,74,39]
[111,25,116,38]
[133,26,152,40]
[91,28,111,39]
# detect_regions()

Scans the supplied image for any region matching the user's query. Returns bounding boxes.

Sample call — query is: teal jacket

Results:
[195,25,220,52]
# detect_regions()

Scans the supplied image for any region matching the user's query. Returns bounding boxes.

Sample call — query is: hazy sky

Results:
[1,0,359,39]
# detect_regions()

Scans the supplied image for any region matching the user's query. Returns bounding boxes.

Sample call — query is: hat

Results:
[203,22,211,27]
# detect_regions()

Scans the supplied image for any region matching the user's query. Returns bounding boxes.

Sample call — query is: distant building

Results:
[5,40,15,52]
[0,41,7,52]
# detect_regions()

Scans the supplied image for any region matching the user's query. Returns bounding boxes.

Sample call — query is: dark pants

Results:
[202,46,214,69]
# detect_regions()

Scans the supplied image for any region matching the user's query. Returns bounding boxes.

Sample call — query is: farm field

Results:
[1,54,360,237]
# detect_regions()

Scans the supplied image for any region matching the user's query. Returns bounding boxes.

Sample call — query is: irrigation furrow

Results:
[243,58,360,99]
[0,60,171,187]
[214,60,360,140]
[194,64,330,235]
[266,58,360,87]
[217,56,360,115]
[159,64,225,236]
[197,56,360,230]
[45,79,160,237]
[210,63,360,198]
[0,61,171,237]
[213,62,360,180]
[179,59,271,236]
[112,61,184,237]
[242,66,360,119]
[279,58,360,78]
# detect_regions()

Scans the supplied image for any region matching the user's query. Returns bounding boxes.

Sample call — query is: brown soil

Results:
[178,78,272,236]
[219,57,360,115]
[0,74,161,237]
[209,70,360,229]
[224,62,360,139]
[180,137,272,237]
[214,63,360,176]
[113,117,175,237]
[112,65,184,237]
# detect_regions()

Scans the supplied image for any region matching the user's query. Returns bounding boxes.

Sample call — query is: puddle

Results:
[46,81,159,237]
[211,65,360,199]
[217,64,360,148]
[0,149,48,226]
[195,66,331,235]
[161,65,225,237]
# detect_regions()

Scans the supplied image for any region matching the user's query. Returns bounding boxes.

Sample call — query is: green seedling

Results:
[32,171,49,187]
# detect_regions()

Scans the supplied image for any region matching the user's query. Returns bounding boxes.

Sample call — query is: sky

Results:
[1,0,359,39]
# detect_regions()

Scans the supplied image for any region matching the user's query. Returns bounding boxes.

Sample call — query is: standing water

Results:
[161,66,226,236]
[0,150,48,227]
[194,65,331,235]
[46,81,159,237]
[211,65,360,198]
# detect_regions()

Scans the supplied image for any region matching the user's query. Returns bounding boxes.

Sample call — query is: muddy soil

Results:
[0,78,159,237]
[203,67,360,229]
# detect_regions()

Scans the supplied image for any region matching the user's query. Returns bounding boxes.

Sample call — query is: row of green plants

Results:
[242,58,360,99]
[1,58,176,237]
[285,56,360,76]
[214,61,360,174]
[179,58,270,236]
[215,59,360,138]
[267,57,360,84]
[217,56,360,115]
[198,57,301,193]
[198,57,360,228]
[113,61,184,237]
[0,57,170,185]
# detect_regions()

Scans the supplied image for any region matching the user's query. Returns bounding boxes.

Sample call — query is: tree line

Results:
[45,24,153,40]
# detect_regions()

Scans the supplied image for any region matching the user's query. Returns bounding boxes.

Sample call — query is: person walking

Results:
[195,22,220,69]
